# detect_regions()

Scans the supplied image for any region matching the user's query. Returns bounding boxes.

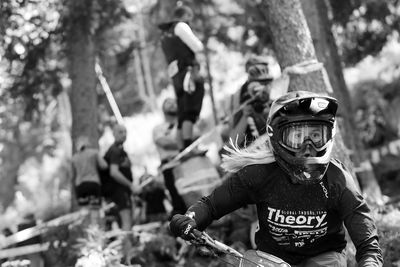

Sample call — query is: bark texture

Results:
[66,1,99,213]
[301,0,383,205]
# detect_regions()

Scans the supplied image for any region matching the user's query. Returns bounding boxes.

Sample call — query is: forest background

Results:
[1,0,400,266]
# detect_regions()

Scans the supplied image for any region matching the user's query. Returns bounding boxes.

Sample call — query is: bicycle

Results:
[189,229,291,267]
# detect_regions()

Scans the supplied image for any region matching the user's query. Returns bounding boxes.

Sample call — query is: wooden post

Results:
[200,4,219,125]
[137,10,157,111]
[95,60,124,125]
[133,48,150,106]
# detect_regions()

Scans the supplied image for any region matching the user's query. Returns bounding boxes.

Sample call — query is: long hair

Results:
[221,133,276,173]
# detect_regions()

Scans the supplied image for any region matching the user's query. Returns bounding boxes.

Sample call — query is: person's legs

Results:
[87,183,102,225]
[109,188,133,262]
[119,208,133,262]
[162,168,187,215]
[76,182,102,225]
[181,120,194,148]
[300,250,347,267]
[176,74,205,150]
[177,95,194,150]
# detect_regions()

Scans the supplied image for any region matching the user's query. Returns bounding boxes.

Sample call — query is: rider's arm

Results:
[108,147,132,190]
[186,170,255,231]
[338,171,383,267]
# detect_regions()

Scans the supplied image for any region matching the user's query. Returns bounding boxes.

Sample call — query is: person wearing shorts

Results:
[159,5,205,150]
[71,136,107,223]
[103,124,137,261]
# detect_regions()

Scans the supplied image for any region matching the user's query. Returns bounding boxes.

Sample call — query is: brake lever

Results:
[189,229,206,245]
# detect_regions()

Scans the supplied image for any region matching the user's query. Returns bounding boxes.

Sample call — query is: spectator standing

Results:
[103,124,137,259]
[158,5,205,150]
[153,97,187,217]
[71,136,108,224]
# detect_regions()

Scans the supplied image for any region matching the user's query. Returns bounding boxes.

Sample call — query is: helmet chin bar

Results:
[275,141,334,184]
[293,165,328,184]
[277,156,329,185]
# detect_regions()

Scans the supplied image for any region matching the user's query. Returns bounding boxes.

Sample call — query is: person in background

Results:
[228,55,275,148]
[138,174,168,223]
[71,136,108,224]
[170,91,383,267]
[153,97,187,217]
[103,124,137,260]
[159,5,205,151]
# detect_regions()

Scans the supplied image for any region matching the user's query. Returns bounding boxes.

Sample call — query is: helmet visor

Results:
[281,122,332,152]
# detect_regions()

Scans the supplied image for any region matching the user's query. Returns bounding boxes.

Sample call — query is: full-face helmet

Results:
[266,91,338,184]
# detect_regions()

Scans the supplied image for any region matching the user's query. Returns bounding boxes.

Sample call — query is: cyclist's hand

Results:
[169,214,197,240]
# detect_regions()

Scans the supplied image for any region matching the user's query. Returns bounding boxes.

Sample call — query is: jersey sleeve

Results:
[108,146,122,165]
[338,169,383,266]
[174,22,204,53]
[187,169,255,230]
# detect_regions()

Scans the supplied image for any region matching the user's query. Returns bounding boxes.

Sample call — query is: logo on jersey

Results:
[266,207,328,247]
[183,224,192,235]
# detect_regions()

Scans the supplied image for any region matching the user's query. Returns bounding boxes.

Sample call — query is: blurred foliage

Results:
[0,0,130,217]
[352,80,399,147]
[74,225,127,267]
[331,0,400,66]
[1,0,399,120]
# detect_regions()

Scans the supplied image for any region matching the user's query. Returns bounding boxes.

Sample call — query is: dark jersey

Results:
[159,21,197,70]
[103,142,133,192]
[188,160,382,265]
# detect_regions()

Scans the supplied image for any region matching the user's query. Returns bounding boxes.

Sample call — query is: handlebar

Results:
[189,230,291,267]
[190,229,243,258]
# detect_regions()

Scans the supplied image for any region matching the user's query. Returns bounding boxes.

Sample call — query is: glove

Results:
[169,214,197,240]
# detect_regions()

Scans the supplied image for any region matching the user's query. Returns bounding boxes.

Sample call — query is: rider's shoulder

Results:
[237,162,279,182]
[327,158,354,186]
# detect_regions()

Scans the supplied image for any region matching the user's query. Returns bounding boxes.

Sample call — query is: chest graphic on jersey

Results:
[265,207,328,248]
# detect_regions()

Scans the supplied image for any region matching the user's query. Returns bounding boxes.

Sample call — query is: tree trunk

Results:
[0,143,21,210]
[67,13,99,148]
[300,0,383,205]
[261,0,357,187]
[66,1,99,212]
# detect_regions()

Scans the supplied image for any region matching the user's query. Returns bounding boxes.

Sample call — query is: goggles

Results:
[280,122,332,152]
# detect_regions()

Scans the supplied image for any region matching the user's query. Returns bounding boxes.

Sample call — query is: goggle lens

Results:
[281,123,331,151]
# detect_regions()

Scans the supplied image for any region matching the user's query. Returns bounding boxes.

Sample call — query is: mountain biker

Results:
[228,55,275,148]
[169,91,383,266]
